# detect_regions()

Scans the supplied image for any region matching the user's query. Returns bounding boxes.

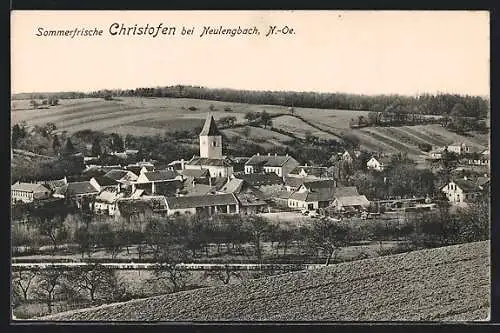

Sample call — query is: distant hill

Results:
[41,241,489,321]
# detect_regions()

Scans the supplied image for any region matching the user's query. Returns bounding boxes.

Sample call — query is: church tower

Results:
[199,114,223,159]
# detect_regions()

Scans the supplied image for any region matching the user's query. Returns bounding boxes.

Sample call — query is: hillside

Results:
[41,241,489,321]
[11,97,488,156]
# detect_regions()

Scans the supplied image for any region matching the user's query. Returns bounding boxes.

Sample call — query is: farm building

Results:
[93,188,125,216]
[244,153,299,178]
[164,193,240,216]
[232,172,284,198]
[217,178,270,215]
[179,168,211,185]
[287,180,337,211]
[441,176,489,204]
[89,176,121,192]
[53,181,100,208]
[229,156,251,172]
[126,164,155,177]
[330,195,371,213]
[288,165,334,180]
[104,169,139,187]
[11,182,52,203]
[132,169,182,194]
[184,114,234,178]
[35,177,68,191]
[167,159,186,171]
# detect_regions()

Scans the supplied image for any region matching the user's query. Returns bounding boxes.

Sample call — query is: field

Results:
[41,241,490,321]
[11,97,488,156]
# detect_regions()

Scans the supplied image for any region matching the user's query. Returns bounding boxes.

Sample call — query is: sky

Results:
[11,10,490,96]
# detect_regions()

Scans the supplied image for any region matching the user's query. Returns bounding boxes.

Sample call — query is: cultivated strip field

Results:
[11,97,488,155]
[41,241,490,322]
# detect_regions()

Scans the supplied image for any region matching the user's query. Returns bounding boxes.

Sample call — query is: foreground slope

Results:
[42,241,489,321]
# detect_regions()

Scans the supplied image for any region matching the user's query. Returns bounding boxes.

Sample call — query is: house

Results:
[340,150,360,164]
[104,169,139,187]
[53,181,100,208]
[184,114,234,178]
[89,176,121,192]
[330,195,370,213]
[126,164,154,177]
[217,178,269,215]
[164,193,240,216]
[132,169,182,194]
[287,180,337,211]
[244,153,299,177]
[167,159,186,171]
[179,168,211,185]
[441,176,486,203]
[428,147,445,160]
[287,165,334,180]
[232,172,284,198]
[35,177,68,192]
[11,182,52,203]
[447,142,470,155]
[367,156,391,172]
[93,188,125,215]
[230,157,251,173]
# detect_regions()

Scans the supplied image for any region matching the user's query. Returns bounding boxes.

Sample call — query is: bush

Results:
[188,106,198,111]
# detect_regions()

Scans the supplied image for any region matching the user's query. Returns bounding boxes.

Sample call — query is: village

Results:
[11,113,490,223]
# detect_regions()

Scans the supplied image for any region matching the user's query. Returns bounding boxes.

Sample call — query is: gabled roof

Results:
[12,182,50,193]
[36,178,67,191]
[54,181,99,196]
[334,195,370,207]
[219,178,244,193]
[104,169,130,181]
[450,178,480,193]
[186,157,232,167]
[142,170,178,182]
[334,186,360,197]
[95,188,125,203]
[284,176,306,188]
[92,176,119,187]
[233,172,284,186]
[290,186,336,203]
[245,155,295,167]
[236,192,268,207]
[165,193,238,210]
[152,180,183,196]
[230,157,251,164]
[302,179,337,190]
[199,114,222,136]
[289,166,332,178]
[180,169,210,178]
[181,183,216,197]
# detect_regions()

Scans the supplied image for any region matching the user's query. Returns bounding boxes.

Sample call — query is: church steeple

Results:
[199,113,223,159]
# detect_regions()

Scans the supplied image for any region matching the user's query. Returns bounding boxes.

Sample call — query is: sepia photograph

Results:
[10,10,490,322]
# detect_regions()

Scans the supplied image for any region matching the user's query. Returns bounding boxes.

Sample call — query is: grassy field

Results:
[41,241,490,321]
[11,97,488,156]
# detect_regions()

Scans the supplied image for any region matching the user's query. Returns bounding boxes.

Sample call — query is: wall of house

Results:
[442,182,464,203]
[263,166,283,177]
[185,164,233,178]
[282,159,300,177]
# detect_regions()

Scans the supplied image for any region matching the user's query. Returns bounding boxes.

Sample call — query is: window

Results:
[213,141,217,147]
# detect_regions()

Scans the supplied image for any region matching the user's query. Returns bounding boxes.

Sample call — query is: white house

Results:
[132,169,182,194]
[287,180,337,211]
[93,188,125,216]
[447,142,470,155]
[164,193,240,216]
[244,153,299,177]
[11,182,52,203]
[441,177,484,203]
[366,156,390,172]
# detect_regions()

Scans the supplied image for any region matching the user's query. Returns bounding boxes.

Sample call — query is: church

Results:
[183,114,234,178]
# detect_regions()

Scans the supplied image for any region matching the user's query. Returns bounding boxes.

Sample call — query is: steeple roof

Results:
[200,114,221,136]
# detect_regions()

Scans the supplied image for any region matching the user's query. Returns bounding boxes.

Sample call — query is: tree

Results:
[12,123,27,147]
[74,226,92,258]
[12,269,38,301]
[66,264,123,303]
[110,133,124,153]
[306,218,351,266]
[260,110,273,129]
[33,269,64,314]
[45,122,57,136]
[243,215,270,264]
[52,135,61,153]
[91,137,102,157]
[368,111,380,126]
[150,264,192,293]
[34,215,68,253]
[94,224,122,259]
[203,265,242,285]
[62,138,76,156]
[244,111,259,122]
[30,100,39,109]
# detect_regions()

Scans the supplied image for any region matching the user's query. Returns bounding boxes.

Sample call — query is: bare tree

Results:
[150,263,192,293]
[306,218,351,266]
[65,264,123,303]
[203,265,242,285]
[12,269,38,301]
[243,215,270,264]
[33,269,64,314]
